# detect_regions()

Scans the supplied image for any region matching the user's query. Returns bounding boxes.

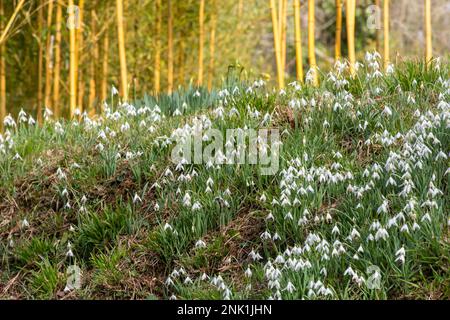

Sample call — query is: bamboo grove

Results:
[0,1,437,126]
[270,0,434,89]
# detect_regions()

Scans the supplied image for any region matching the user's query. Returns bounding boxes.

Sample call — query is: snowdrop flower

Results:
[20,219,30,229]
[284,282,296,294]
[201,273,209,281]
[183,193,191,207]
[395,246,406,264]
[386,64,394,74]
[344,266,355,277]
[133,193,142,204]
[332,225,340,235]
[382,106,393,117]
[163,223,173,232]
[195,239,206,249]
[66,242,74,257]
[165,277,174,286]
[400,224,410,234]
[375,227,389,241]
[245,268,252,278]
[111,85,119,96]
[18,109,27,123]
[261,231,271,240]
[421,213,431,223]
[377,198,389,214]
[3,114,16,127]
[191,201,202,211]
[249,250,262,261]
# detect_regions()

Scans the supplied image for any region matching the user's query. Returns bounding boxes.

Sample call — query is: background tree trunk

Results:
[335,0,342,61]
[269,0,284,89]
[208,0,217,91]
[383,0,390,69]
[0,0,6,131]
[116,0,128,101]
[101,34,109,103]
[52,0,62,118]
[167,0,173,94]
[44,0,54,110]
[294,0,303,82]
[198,0,205,86]
[308,0,318,85]
[68,0,77,117]
[154,0,161,94]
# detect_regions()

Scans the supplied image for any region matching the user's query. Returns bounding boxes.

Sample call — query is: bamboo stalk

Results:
[116,0,128,101]
[346,0,356,75]
[308,0,318,86]
[236,0,244,56]
[76,0,85,111]
[44,0,54,110]
[424,0,432,63]
[178,39,185,86]
[68,0,77,117]
[52,0,62,118]
[293,0,303,82]
[0,0,26,45]
[167,0,173,94]
[88,9,99,116]
[375,0,381,54]
[0,0,5,130]
[383,0,390,69]
[37,0,44,122]
[208,0,217,91]
[335,0,342,61]
[269,0,284,89]
[154,0,161,93]
[101,33,109,103]
[198,0,205,87]
[280,0,287,73]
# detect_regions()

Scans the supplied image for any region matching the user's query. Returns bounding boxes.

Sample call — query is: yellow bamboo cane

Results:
[308,0,318,86]
[383,0,390,69]
[346,0,356,76]
[76,0,84,110]
[53,0,62,118]
[116,0,128,101]
[0,0,5,131]
[269,0,284,89]
[198,0,205,87]
[424,0,432,63]
[68,0,77,117]
[44,0,54,110]
[167,0,174,94]
[88,9,98,116]
[208,0,217,91]
[281,0,287,73]
[101,34,109,103]
[375,0,381,54]
[293,0,303,82]
[0,0,26,45]
[154,0,161,93]
[335,0,342,61]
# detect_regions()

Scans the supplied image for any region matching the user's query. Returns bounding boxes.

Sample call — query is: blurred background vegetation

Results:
[0,0,449,117]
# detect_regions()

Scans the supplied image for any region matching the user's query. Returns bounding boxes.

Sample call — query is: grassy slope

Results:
[0,58,449,300]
